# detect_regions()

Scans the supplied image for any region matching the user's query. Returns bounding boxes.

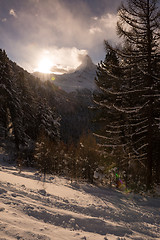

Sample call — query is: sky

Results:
[0,0,122,73]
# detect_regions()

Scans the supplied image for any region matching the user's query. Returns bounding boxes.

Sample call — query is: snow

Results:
[0,158,160,240]
[33,55,97,93]
[53,55,97,93]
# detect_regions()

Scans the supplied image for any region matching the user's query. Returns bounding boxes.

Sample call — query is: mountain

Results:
[53,55,97,93]
[33,55,97,93]
[0,49,96,146]
[32,55,98,142]
[76,54,97,71]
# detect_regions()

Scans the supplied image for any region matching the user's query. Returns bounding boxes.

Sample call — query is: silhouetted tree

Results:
[94,0,160,190]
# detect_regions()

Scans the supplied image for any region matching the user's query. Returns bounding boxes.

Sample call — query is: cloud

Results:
[89,13,117,37]
[100,13,117,29]
[89,27,102,34]
[0,0,121,72]
[87,12,118,63]
[34,47,88,73]
[1,18,7,22]
[29,0,39,2]
[9,9,17,18]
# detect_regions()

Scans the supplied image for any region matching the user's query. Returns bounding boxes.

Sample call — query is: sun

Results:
[36,57,53,73]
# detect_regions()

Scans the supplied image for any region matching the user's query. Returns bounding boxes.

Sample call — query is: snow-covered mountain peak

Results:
[33,55,97,93]
[76,55,96,72]
[52,55,97,93]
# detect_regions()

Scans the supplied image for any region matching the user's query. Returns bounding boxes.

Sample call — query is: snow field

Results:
[0,163,160,240]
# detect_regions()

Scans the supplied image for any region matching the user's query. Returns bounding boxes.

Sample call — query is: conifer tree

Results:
[34,130,54,177]
[94,0,160,189]
[76,132,100,183]
[36,97,60,141]
[16,71,37,142]
[0,50,24,149]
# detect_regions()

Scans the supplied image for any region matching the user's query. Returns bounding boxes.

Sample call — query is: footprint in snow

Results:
[0,207,5,212]
[38,189,51,197]
[38,189,47,196]
[0,188,7,194]
[11,193,17,197]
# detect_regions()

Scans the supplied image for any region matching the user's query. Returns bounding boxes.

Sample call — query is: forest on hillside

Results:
[0,0,160,192]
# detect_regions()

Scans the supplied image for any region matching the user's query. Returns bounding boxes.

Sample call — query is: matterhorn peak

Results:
[76,54,96,71]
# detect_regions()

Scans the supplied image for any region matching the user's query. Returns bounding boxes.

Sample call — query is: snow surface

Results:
[33,55,97,93]
[0,158,160,240]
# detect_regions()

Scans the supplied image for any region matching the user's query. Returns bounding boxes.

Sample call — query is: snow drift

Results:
[0,156,160,240]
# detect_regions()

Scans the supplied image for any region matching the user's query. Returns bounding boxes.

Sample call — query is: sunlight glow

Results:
[36,58,53,73]
[34,48,88,75]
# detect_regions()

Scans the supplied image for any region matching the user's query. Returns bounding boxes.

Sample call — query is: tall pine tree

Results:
[94,0,160,190]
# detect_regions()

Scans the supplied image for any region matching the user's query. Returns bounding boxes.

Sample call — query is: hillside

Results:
[0,49,96,150]
[0,155,160,240]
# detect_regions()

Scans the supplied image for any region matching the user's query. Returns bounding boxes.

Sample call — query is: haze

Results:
[0,0,122,72]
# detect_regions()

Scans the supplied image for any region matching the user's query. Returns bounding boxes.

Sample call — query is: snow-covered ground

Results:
[0,158,160,240]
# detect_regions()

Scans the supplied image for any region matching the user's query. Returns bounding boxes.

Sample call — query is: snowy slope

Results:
[53,55,97,93]
[0,158,160,240]
[33,55,97,93]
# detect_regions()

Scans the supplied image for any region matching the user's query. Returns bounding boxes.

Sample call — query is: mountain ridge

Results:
[33,55,97,93]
